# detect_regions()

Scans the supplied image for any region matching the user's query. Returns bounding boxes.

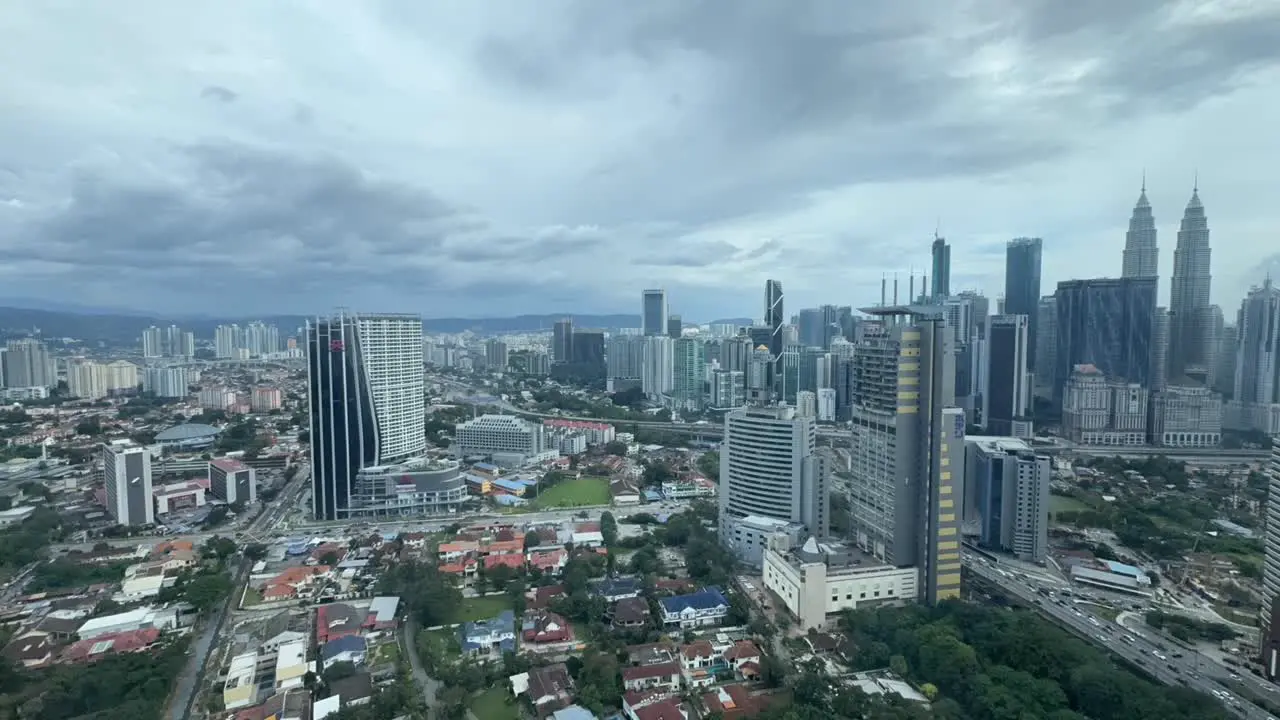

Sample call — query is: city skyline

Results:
[1,4,1279,318]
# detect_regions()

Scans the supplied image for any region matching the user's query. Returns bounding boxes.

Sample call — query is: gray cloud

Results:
[200,85,238,103]
[0,1,1278,318]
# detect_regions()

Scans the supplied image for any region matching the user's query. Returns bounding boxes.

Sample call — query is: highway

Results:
[965,559,1277,719]
[458,396,1270,461]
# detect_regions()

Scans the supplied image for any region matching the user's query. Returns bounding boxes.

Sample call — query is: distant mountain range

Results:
[0,304,755,343]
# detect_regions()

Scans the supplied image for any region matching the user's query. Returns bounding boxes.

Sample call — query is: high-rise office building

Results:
[102,440,154,526]
[1122,181,1159,278]
[552,319,574,364]
[847,304,964,604]
[671,337,705,412]
[1004,238,1043,370]
[1214,324,1239,399]
[1033,296,1058,402]
[664,314,680,339]
[797,308,824,348]
[931,236,951,299]
[209,457,257,505]
[1053,277,1157,403]
[720,405,827,541]
[642,335,674,401]
[1225,279,1280,434]
[983,314,1031,436]
[1261,444,1280,674]
[485,339,509,372]
[1168,186,1213,384]
[607,335,646,391]
[642,290,668,337]
[765,280,785,394]
[307,312,426,520]
[710,369,746,410]
[1150,385,1222,448]
[963,436,1050,563]
[1060,364,1148,446]
[1,339,53,389]
[1152,307,1171,393]
[570,329,607,380]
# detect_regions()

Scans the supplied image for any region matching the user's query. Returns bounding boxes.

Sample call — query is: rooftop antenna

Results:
[1193,169,1199,193]
[880,275,887,307]
[934,217,942,240]
[909,266,916,304]
[893,274,899,305]
[1141,168,1146,193]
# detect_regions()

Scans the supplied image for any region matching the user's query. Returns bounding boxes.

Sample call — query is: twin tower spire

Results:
[1121,174,1207,281]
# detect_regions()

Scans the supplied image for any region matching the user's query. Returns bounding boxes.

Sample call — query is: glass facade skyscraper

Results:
[1004,237,1043,370]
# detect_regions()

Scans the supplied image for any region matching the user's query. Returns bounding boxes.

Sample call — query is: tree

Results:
[600,511,618,546]
[604,440,629,456]
[243,543,268,561]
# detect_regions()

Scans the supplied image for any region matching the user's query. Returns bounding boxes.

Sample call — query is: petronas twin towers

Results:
[1121,178,1214,386]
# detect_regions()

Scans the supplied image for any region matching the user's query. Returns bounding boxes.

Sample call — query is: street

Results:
[966,559,1278,720]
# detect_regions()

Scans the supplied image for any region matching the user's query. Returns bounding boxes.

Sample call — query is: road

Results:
[966,559,1277,719]
[168,558,252,720]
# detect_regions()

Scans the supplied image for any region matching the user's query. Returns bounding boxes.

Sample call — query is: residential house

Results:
[258,612,308,653]
[460,610,516,657]
[262,565,331,601]
[524,662,575,716]
[528,549,568,575]
[2,634,56,669]
[591,576,642,602]
[235,687,310,720]
[316,603,365,644]
[308,543,347,566]
[327,671,375,708]
[526,584,567,610]
[627,697,687,720]
[700,684,770,719]
[364,596,400,632]
[626,641,677,667]
[660,587,729,629]
[485,553,526,572]
[60,628,160,664]
[321,635,368,670]
[724,640,763,681]
[222,652,260,711]
[32,614,82,642]
[679,640,724,689]
[551,706,598,720]
[521,610,574,647]
[621,662,682,694]
[273,638,309,690]
[401,532,429,549]
[438,540,479,562]
[622,689,671,718]
[610,597,652,630]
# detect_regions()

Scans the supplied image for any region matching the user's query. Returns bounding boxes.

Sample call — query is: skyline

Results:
[2,2,1280,319]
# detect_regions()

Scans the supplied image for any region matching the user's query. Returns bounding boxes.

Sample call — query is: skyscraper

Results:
[1261,444,1280,673]
[641,335,674,401]
[642,290,668,337]
[0,339,53,389]
[1053,277,1157,402]
[963,436,1050,563]
[671,337,705,412]
[667,314,682,339]
[1225,279,1280,434]
[931,235,951,299]
[307,313,426,521]
[552,319,574,363]
[1004,238,1043,370]
[102,440,154,526]
[607,335,645,390]
[848,304,964,604]
[984,314,1031,435]
[765,280,785,395]
[720,405,827,539]
[1122,181,1159,278]
[1033,296,1058,402]
[1168,185,1213,384]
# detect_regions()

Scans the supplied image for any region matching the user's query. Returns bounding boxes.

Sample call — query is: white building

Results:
[727,515,807,568]
[1150,385,1222,448]
[143,366,189,398]
[223,652,260,711]
[642,335,674,401]
[963,436,1050,563]
[102,440,154,526]
[816,388,837,422]
[1061,364,1147,446]
[1226,279,1280,435]
[198,386,238,409]
[763,534,917,631]
[719,405,827,544]
[274,639,310,691]
[454,414,545,466]
[795,390,816,418]
[709,369,745,410]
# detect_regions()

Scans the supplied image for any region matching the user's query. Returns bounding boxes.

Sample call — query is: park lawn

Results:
[454,595,512,623]
[372,641,400,665]
[533,476,612,508]
[1049,494,1090,519]
[470,687,520,720]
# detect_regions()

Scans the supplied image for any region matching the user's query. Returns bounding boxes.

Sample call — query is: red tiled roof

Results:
[623,661,681,682]
[60,628,160,663]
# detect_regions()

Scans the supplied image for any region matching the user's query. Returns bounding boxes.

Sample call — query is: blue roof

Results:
[493,479,526,492]
[492,494,527,506]
[460,610,516,653]
[473,462,499,471]
[660,586,728,614]
[155,423,221,441]
[321,634,367,660]
[1105,560,1144,578]
[643,490,664,501]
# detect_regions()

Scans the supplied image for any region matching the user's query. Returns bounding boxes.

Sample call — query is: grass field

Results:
[454,595,512,623]
[240,587,263,607]
[1049,494,1090,520]
[470,687,520,720]
[532,476,612,508]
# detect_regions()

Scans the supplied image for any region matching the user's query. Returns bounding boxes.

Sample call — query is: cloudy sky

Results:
[3,1,1280,322]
